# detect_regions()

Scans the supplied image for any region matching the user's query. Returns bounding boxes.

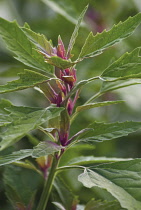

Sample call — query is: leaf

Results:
[79,13,141,58]
[64,76,99,102]
[101,78,141,93]
[78,159,141,210]
[32,141,63,158]
[0,115,11,127]
[75,100,123,113]
[0,149,32,166]
[0,69,49,93]
[46,56,76,69]
[22,24,77,69]
[101,48,141,81]
[0,99,13,127]
[0,18,53,76]
[79,121,141,142]
[85,199,122,210]
[12,160,40,174]
[42,0,86,25]
[53,177,77,210]
[67,156,132,166]
[22,26,54,56]
[0,102,64,150]
[67,5,88,57]
[68,128,92,143]
[4,165,42,207]
[52,202,66,210]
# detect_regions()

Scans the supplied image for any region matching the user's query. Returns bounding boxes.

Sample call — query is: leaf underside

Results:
[78,159,141,210]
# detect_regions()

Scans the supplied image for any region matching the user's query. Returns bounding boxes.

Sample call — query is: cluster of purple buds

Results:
[38,36,79,147]
[39,36,77,115]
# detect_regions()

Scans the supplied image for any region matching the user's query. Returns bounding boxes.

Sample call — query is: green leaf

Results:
[79,13,141,58]
[0,69,49,93]
[12,160,40,174]
[22,25,77,69]
[64,76,99,103]
[0,102,64,150]
[46,56,76,69]
[52,202,66,210]
[67,5,88,57]
[78,159,141,210]
[53,177,77,210]
[0,99,13,127]
[4,165,42,207]
[101,78,141,93]
[0,149,32,166]
[75,100,123,113]
[0,18,53,76]
[67,156,132,166]
[85,199,122,210]
[79,121,141,142]
[101,48,141,81]
[22,26,54,56]
[42,0,86,25]
[32,141,63,158]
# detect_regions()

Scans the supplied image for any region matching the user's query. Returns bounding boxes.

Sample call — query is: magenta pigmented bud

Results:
[59,132,69,146]
[36,156,52,179]
[67,99,73,115]
[56,92,62,107]
[57,35,66,59]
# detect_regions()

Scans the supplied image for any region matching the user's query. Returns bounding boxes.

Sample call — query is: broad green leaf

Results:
[0,103,64,150]
[78,159,141,210]
[0,99,13,126]
[85,199,122,210]
[22,26,54,56]
[12,160,40,174]
[101,78,141,93]
[53,177,77,210]
[0,149,32,166]
[0,18,53,76]
[79,121,141,142]
[0,99,12,114]
[46,56,76,69]
[0,69,49,93]
[32,141,63,158]
[79,13,141,58]
[101,48,141,81]
[67,5,88,57]
[4,165,42,207]
[67,156,132,166]
[75,101,123,113]
[0,115,11,127]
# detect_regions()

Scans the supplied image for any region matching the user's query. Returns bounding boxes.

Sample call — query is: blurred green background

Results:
[1,0,141,209]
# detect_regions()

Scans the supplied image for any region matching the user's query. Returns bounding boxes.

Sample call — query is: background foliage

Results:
[1,0,141,209]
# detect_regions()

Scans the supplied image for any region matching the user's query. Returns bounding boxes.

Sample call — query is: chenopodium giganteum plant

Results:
[1,5,141,210]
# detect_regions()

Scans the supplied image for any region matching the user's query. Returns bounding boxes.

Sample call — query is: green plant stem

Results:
[37,155,59,210]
